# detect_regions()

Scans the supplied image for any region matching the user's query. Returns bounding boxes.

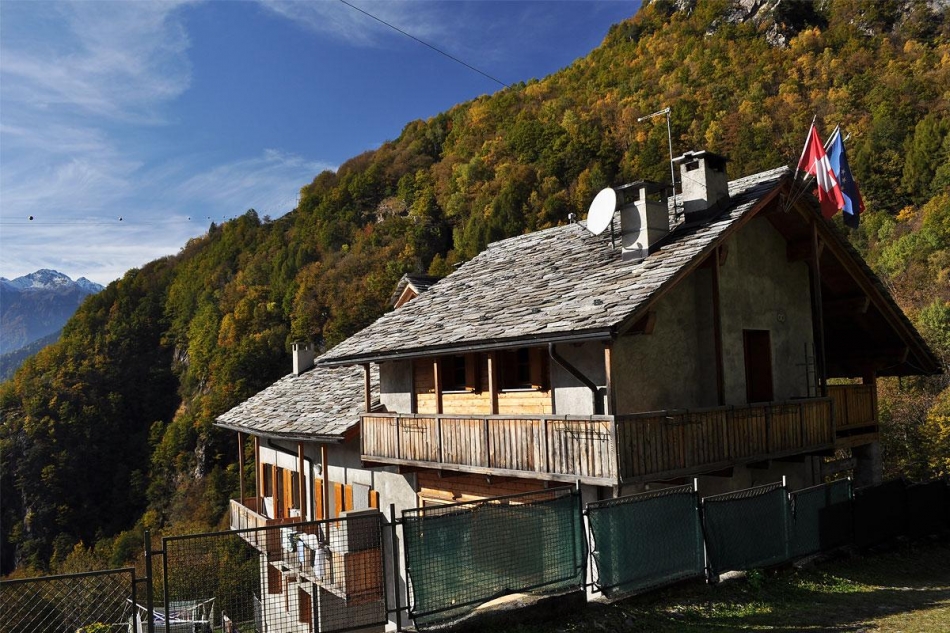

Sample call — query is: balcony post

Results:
[487,352,499,415]
[298,441,306,520]
[433,358,443,414]
[254,436,261,500]
[238,431,245,504]
[363,363,372,413]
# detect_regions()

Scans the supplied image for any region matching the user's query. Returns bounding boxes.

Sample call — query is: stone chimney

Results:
[616,181,670,262]
[674,151,730,220]
[293,341,315,376]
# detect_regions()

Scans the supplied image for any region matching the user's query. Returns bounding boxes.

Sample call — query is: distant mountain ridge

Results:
[0,269,102,294]
[0,270,103,376]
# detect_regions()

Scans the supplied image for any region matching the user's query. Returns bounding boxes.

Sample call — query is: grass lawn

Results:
[489,537,950,633]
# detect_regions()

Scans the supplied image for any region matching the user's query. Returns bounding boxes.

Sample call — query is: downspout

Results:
[548,343,603,415]
[266,439,316,522]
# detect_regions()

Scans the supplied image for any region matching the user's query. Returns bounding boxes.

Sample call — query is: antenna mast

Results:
[637,107,677,213]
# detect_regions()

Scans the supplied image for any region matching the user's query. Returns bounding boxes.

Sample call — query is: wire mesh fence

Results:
[401,487,585,629]
[587,484,704,598]
[0,568,136,633]
[702,482,790,578]
[161,510,386,633]
[788,478,853,559]
[853,479,907,548]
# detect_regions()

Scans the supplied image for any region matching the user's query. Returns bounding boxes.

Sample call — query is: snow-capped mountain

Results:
[1,270,104,378]
[0,269,102,293]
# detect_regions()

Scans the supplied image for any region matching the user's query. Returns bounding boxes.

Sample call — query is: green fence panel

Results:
[905,479,950,538]
[402,488,585,629]
[702,482,789,577]
[788,479,852,559]
[853,479,907,547]
[587,484,704,598]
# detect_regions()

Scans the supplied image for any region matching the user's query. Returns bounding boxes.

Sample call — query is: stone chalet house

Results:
[215,151,939,630]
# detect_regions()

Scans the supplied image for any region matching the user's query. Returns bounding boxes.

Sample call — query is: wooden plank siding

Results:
[828,384,877,431]
[413,358,552,416]
[362,398,837,486]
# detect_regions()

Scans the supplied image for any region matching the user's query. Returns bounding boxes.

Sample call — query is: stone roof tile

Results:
[321,167,788,364]
[215,362,378,438]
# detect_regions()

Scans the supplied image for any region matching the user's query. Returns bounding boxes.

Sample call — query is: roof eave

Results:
[213,421,349,444]
[319,328,616,366]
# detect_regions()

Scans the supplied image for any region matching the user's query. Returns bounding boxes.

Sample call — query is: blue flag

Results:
[825,126,865,228]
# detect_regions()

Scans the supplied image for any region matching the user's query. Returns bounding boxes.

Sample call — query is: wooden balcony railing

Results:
[361,414,617,484]
[361,397,838,485]
[828,384,877,432]
[615,398,834,481]
[229,498,300,559]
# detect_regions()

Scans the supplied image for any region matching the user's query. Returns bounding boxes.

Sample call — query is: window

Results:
[499,347,547,390]
[290,471,300,511]
[261,464,275,498]
[439,353,480,392]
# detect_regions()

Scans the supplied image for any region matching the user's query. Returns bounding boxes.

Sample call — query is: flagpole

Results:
[793,115,818,182]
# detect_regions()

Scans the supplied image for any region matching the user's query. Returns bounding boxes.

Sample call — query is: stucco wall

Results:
[718,217,814,403]
[551,341,607,415]
[612,270,719,413]
[611,217,815,414]
[379,360,413,412]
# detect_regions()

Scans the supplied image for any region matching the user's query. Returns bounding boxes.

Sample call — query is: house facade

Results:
[215,151,939,630]
[318,151,939,503]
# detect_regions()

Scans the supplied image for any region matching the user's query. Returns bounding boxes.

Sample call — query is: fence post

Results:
[390,503,403,632]
[143,530,155,633]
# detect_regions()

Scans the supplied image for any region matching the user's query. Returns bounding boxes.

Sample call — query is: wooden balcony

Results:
[828,384,877,432]
[229,498,299,559]
[361,397,842,485]
[229,499,383,601]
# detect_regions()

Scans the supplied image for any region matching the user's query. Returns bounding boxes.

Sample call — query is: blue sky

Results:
[1,0,639,285]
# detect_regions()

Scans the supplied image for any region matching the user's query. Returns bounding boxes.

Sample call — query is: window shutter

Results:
[314,478,324,520]
[344,484,354,512]
[333,482,343,518]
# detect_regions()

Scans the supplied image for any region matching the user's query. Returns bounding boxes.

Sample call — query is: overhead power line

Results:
[337,0,509,89]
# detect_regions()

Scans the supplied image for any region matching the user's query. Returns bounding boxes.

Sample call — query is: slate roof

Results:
[215,362,379,440]
[320,166,789,365]
[389,274,441,306]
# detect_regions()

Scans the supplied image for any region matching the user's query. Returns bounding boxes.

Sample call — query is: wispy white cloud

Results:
[170,149,334,220]
[0,0,194,122]
[0,2,333,285]
[259,0,451,48]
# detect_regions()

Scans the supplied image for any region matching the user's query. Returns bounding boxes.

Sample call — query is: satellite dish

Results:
[586,188,616,236]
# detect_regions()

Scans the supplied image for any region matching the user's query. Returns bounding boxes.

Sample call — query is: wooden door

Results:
[743,330,774,403]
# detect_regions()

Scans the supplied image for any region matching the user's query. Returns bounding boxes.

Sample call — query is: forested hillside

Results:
[2,0,948,575]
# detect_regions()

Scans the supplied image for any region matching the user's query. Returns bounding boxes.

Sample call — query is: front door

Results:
[743,329,774,403]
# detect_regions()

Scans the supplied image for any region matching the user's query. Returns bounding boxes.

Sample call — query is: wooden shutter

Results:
[314,478,324,520]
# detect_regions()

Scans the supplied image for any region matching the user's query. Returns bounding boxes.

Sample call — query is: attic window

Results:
[440,354,480,392]
[499,347,548,391]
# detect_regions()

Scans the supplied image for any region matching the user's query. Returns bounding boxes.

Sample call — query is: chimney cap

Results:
[615,180,669,194]
[673,150,729,168]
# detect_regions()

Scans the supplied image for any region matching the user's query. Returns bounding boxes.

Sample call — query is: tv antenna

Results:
[637,106,678,213]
